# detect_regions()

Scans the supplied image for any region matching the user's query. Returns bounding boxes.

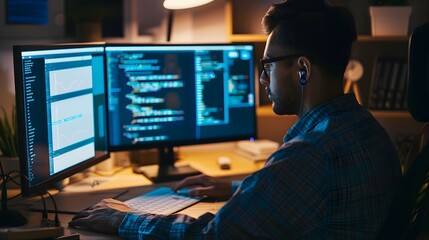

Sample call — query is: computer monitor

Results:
[105,43,257,182]
[13,44,110,196]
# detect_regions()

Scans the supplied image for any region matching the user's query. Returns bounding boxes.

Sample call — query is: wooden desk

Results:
[5,145,259,239]
[136,143,265,181]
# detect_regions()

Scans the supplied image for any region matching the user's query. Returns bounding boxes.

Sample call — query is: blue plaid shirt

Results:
[118,94,402,239]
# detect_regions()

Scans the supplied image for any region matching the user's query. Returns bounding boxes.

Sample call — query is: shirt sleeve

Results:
[231,180,242,194]
[118,211,216,240]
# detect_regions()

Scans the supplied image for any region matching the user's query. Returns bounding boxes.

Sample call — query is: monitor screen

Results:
[105,44,257,181]
[13,44,109,196]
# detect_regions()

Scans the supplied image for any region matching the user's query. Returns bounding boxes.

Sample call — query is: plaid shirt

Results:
[118,94,402,240]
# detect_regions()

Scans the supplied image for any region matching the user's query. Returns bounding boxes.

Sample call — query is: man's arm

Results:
[70,142,328,239]
[68,198,218,239]
[119,211,216,239]
[120,141,329,239]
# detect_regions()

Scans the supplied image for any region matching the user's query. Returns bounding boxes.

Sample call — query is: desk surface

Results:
[5,146,259,239]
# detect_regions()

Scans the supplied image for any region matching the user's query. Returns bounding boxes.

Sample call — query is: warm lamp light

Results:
[163,0,214,10]
[162,0,214,42]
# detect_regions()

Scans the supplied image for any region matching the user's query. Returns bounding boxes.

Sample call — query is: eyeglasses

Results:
[260,54,303,79]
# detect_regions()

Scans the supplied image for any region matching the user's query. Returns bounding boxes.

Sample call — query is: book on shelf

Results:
[376,57,393,109]
[368,56,408,110]
[384,59,401,109]
[368,55,384,109]
[394,61,408,110]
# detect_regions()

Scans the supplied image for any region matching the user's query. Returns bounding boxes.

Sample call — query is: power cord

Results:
[38,188,60,227]
[0,171,27,227]
[0,169,69,239]
[0,171,20,186]
[2,170,22,201]
[45,190,60,227]
[0,166,60,228]
[0,160,5,183]
[38,189,48,224]
[0,169,59,228]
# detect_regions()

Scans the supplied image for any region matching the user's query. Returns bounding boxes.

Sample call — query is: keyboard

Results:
[124,187,202,215]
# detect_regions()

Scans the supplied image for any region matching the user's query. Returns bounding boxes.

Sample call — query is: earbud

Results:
[299,68,307,86]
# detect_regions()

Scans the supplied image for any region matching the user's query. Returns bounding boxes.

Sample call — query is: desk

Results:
[135,145,265,182]
[5,145,260,239]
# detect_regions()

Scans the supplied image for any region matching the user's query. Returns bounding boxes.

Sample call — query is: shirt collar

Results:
[284,94,360,142]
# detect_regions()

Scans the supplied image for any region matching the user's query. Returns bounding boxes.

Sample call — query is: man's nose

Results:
[260,71,269,86]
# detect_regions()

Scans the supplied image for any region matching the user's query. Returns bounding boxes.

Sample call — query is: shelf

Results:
[257,105,274,116]
[228,34,409,43]
[258,105,411,119]
[357,35,410,42]
[224,0,428,144]
[256,105,420,145]
[229,34,267,43]
[370,110,412,118]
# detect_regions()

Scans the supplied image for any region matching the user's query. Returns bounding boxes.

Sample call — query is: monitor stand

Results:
[138,147,201,183]
[0,209,27,227]
[0,183,27,227]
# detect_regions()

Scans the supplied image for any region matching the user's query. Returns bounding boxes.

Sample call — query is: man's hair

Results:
[262,0,357,78]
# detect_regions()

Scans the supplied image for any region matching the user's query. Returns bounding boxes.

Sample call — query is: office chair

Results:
[377,22,429,240]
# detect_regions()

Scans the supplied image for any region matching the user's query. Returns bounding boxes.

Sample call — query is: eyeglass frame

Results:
[260,54,304,79]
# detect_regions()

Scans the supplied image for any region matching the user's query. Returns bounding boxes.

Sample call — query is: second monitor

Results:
[105,44,257,182]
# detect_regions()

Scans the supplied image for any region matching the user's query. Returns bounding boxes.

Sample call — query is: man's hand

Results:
[173,174,232,199]
[68,198,132,234]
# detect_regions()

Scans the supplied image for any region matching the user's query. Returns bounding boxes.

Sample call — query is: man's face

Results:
[260,33,301,115]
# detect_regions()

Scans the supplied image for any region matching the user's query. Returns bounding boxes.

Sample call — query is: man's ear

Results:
[297,56,311,80]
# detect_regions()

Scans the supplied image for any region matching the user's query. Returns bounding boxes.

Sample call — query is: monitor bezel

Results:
[13,43,111,196]
[104,42,258,152]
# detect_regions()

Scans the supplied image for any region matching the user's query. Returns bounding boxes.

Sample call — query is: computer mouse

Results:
[217,156,231,170]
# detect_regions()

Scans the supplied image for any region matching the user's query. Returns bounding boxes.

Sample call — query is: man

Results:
[69,0,402,239]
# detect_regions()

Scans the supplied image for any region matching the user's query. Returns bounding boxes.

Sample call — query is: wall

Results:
[139,0,227,42]
[0,0,64,39]
[0,48,17,116]
[193,0,227,43]
[0,0,228,119]
[0,0,66,117]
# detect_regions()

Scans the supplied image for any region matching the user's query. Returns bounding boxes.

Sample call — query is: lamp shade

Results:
[163,0,214,10]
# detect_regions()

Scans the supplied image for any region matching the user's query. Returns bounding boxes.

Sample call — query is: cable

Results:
[298,85,305,117]
[0,171,46,228]
[44,190,60,227]
[38,189,48,220]
[1,170,21,186]
[0,172,27,227]
[1,174,10,211]
[1,172,18,211]
[34,184,60,227]
[0,171,22,202]
[1,169,20,206]
[1,171,22,202]
[1,169,60,228]
[0,160,6,187]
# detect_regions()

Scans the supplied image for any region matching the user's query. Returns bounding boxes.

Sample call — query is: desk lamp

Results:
[343,59,364,104]
[162,0,214,41]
